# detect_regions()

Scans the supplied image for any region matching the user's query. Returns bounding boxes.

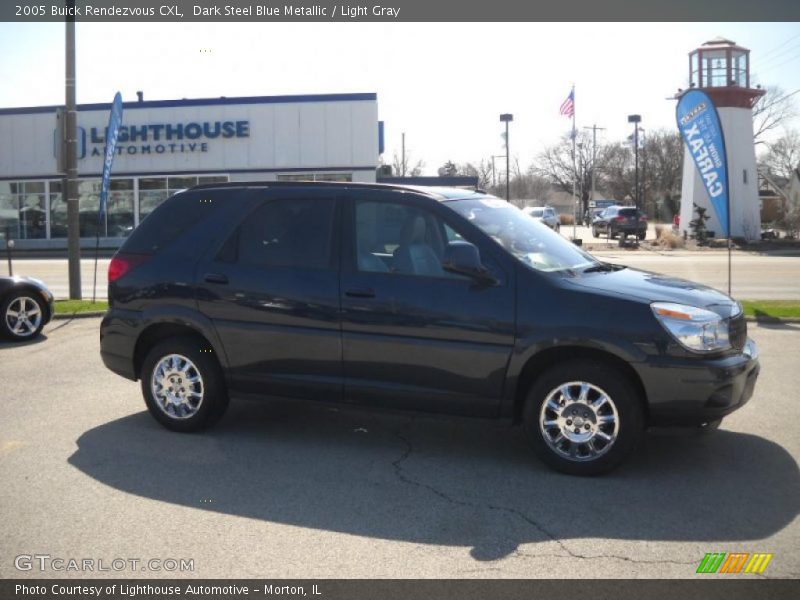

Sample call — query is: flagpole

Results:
[571,85,577,241]
[92,198,102,303]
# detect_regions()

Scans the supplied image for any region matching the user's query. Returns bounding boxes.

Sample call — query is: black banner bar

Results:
[2,0,800,22]
[3,580,800,600]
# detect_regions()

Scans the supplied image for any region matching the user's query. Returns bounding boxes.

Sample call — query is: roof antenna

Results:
[136,91,143,103]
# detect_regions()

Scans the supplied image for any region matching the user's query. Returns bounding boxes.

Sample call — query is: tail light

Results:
[615,216,626,222]
[108,253,149,283]
[640,215,648,221]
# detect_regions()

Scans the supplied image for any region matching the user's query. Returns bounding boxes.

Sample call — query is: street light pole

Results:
[65,0,81,299]
[628,115,641,211]
[500,114,513,202]
[401,132,406,176]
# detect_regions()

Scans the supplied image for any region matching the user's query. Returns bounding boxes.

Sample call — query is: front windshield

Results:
[447,196,598,272]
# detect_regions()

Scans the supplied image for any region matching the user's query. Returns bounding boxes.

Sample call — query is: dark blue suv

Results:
[100,182,759,475]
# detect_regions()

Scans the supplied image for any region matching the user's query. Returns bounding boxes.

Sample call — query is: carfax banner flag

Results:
[676,89,730,237]
[99,92,124,221]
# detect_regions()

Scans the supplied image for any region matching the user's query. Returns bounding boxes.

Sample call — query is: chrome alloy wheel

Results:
[150,354,205,419]
[539,381,620,462]
[5,296,42,338]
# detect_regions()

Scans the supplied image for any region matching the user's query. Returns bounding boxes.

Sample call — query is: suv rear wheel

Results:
[522,359,644,475]
[140,337,229,432]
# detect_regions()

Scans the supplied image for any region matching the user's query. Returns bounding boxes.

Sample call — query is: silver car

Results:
[523,206,560,231]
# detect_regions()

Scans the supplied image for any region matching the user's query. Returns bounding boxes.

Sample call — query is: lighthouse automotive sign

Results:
[676,89,731,238]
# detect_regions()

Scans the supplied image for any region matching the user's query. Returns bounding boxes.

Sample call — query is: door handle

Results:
[345,287,375,298]
[204,273,229,285]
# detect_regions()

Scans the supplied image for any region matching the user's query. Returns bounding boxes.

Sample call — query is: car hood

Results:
[563,266,739,318]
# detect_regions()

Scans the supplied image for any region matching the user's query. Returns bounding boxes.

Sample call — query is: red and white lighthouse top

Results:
[680,37,765,108]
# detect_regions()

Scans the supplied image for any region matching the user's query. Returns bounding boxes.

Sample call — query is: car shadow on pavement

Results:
[0,334,48,349]
[69,398,800,562]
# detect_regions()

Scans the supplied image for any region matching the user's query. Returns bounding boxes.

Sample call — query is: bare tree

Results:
[600,142,635,205]
[642,130,684,219]
[392,150,425,177]
[534,131,599,216]
[752,86,799,144]
[758,128,800,185]
[456,160,493,189]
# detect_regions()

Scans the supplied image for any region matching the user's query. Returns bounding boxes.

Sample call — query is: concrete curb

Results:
[745,316,800,324]
[52,311,106,320]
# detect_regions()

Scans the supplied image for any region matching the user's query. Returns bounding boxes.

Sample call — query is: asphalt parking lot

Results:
[1,317,799,579]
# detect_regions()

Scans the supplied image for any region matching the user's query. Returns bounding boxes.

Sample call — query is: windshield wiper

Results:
[582,262,626,273]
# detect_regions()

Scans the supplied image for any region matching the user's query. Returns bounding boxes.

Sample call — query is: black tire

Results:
[638,232,646,241]
[140,336,229,432]
[1,291,46,341]
[592,227,599,238]
[522,359,644,476]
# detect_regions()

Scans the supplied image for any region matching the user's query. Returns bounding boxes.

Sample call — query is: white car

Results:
[523,206,560,231]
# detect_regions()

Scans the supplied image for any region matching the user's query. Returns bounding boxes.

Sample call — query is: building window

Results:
[107,179,134,237]
[49,181,67,238]
[167,176,198,193]
[77,180,102,238]
[0,182,20,239]
[139,175,229,222]
[198,176,228,185]
[0,181,46,240]
[138,177,169,222]
[276,173,352,182]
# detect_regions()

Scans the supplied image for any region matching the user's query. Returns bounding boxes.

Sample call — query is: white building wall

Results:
[0,96,379,180]
[680,106,761,240]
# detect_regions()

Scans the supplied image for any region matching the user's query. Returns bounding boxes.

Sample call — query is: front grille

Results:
[729,313,747,350]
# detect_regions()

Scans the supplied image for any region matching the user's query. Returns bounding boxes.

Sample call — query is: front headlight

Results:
[651,302,731,353]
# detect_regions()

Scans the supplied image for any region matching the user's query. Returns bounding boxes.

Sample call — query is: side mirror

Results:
[442,241,497,285]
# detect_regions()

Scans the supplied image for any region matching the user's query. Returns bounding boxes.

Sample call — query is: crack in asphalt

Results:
[390,429,698,569]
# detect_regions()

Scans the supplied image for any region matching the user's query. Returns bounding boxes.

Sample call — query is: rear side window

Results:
[122,191,223,254]
[219,197,336,270]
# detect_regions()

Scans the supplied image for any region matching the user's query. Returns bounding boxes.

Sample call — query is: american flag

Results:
[560,89,575,118]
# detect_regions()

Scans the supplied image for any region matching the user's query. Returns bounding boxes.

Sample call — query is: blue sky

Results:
[1,22,799,172]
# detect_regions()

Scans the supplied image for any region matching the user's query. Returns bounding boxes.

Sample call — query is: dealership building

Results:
[0,92,381,249]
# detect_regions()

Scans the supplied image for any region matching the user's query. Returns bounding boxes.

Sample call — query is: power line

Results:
[756,50,800,77]
[753,40,800,71]
[756,32,800,62]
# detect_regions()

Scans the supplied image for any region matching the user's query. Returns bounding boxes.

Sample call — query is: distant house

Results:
[758,169,800,223]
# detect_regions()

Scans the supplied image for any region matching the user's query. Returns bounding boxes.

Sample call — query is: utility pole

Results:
[628,115,642,210]
[583,124,606,215]
[65,0,81,299]
[640,128,647,216]
[401,132,406,176]
[500,114,513,202]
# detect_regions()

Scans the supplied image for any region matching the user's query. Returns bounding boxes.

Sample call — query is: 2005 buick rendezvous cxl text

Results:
[100,182,760,475]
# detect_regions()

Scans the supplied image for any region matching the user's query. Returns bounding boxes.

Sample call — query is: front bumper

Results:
[636,338,760,426]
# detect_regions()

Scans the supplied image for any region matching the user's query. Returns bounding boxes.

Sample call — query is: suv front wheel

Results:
[522,359,644,475]
[140,337,229,432]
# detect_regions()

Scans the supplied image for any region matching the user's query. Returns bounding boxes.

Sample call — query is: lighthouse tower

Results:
[678,38,764,241]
